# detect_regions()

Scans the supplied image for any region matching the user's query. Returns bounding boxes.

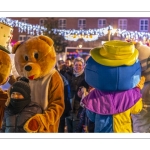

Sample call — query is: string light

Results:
[51,26,111,41]
[51,26,150,42]
[0,17,47,36]
[1,17,150,43]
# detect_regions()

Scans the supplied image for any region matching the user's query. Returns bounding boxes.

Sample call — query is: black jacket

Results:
[0,102,43,133]
[59,74,72,120]
[70,72,89,102]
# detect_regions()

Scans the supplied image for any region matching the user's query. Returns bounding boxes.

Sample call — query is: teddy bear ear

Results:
[38,35,54,46]
[12,41,23,54]
[134,41,143,49]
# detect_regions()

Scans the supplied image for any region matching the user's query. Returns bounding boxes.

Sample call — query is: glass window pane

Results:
[79,20,81,24]
[103,20,106,24]
[145,26,148,30]
[141,20,144,24]
[141,26,143,30]
[145,20,148,24]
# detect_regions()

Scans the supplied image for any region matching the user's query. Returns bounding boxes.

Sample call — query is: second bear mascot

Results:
[0,22,13,128]
[132,42,150,132]
[12,35,65,133]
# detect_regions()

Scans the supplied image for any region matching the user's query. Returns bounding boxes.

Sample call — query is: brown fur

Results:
[135,42,150,82]
[0,50,12,128]
[12,36,56,79]
[13,35,65,132]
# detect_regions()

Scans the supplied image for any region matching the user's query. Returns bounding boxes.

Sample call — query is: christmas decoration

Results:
[1,17,150,44]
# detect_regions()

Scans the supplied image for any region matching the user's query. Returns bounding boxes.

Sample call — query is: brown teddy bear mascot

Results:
[12,35,65,133]
[0,23,13,128]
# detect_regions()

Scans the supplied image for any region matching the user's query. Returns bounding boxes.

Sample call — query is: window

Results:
[78,19,86,29]
[39,19,47,26]
[58,19,66,29]
[98,19,106,28]
[118,19,127,30]
[139,19,149,32]
[21,18,28,23]
[19,35,33,41]
[19,35,27,41]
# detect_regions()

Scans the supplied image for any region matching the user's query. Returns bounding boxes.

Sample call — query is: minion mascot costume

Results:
[81,40,145,132]
[0,22,13,128]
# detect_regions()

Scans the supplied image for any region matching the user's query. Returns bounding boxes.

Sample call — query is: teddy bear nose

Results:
[25,65,32,71]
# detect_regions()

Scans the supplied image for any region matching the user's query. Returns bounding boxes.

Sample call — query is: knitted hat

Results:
[90,40,139,67]
[10,77,31,99]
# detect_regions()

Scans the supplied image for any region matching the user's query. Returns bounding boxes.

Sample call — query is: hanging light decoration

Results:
[0,17,47,36]
[51,26,112,42]
[1,17,150,44]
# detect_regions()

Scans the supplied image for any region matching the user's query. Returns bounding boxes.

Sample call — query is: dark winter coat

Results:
[59,74,72,120]
[0,102,43,133]
[70,72,89,112]
[58,73,72,132]
[75,107,95,133]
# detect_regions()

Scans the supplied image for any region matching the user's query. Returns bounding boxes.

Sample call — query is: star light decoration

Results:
[0,17,47,35]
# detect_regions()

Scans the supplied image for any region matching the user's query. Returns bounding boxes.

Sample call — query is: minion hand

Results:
[80,87,88,99]
[77,86,88,99]
[136,76,145,90]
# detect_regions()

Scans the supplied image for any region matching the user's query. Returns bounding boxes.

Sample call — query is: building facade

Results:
[9,17,150,49]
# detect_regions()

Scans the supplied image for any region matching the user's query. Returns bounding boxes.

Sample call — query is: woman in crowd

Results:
[66,56,89,132]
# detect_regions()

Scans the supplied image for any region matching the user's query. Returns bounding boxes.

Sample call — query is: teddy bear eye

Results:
[34,53,38,59]
[24,56,28,61]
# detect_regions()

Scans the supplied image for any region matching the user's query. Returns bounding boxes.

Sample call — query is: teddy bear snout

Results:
[25,65,32,71]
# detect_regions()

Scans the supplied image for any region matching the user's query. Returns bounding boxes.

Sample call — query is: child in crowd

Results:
[0,77,43,133]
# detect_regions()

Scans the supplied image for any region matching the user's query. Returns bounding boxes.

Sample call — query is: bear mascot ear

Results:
[12,35,54,54]
[134,41,143,50]
[12,41,23,54]
[38,35,54,46]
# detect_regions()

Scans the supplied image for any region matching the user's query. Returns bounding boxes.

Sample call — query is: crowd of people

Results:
[0,52,146,133]
[0,55,92,133]
[56,56,91,133]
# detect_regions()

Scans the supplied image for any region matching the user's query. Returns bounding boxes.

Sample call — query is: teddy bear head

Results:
[0,23,13,85]
[135,42,150,82]
[0,50,12,85]
[12,35,56,80]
